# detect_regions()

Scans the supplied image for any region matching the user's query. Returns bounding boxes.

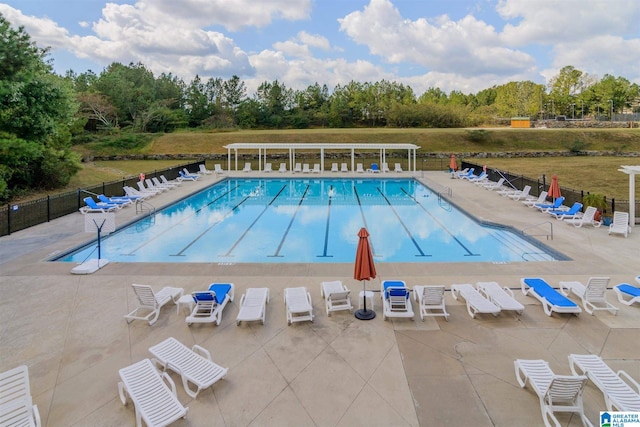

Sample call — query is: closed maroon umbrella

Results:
[354,227,377,320]
[548,174,561,201]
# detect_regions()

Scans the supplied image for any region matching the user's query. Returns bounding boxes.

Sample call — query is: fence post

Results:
[7,204,11,235]
[47,195,51,222]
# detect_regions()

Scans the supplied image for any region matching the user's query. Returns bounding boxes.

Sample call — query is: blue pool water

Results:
[58,178,560,264]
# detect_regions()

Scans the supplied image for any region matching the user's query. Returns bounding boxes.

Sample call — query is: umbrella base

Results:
[354,309,376,320]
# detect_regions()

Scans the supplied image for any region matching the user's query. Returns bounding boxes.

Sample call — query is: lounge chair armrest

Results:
[118,381,128,405]
[502,286,515,298]
[33,403,41,427]
[617,369,640,394]
[161,371,179,396]
[192,344,212,361]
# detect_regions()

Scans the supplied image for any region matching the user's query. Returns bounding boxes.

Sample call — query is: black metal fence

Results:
[0,160,202,236]
[461,160,638,219]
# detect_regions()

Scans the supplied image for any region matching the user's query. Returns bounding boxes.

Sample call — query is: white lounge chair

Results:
[394,163,403,172]
[321,280,353,316]
[613,283,640,306]
[568,353,640,412]
[413,285,449,321]
[480,177,505,190]
[609,211,630,237]
[242,162,252,172]
[451,283,500,318]
[145,178,168,192]
[136,181,162,194]
[496,185,522,197]
[331,163,338,172]
[199,164,212,175]
[152,177,178,190]
[508,185,531,201]
[284,287,314,325]
[356,163,364,173]
[149,337,228,398]
[293,163,302,173]
[278,163,287,173]
[160,175,181,187]
[522,191,548,208]
[0,365,41,427]
[521,278,581,317]
[118,358,188,427]
[214,164,225,174]
[264,162,272,173]
[514,359,591,427]
[564,206,602,228]
[341,163,349,172]
[186,283,235,326]
[381,280,414,321]
[312,163,321,173]
[125,284,183,326]
[476,282,524,314]
[124,186,153,199]
[236,287,269,325]
[559,277,618,315]
[381,162,390,173]
[302,163,311,173]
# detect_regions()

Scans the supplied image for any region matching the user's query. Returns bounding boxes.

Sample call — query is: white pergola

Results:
[618,165,640,227]
[223,143,420,173]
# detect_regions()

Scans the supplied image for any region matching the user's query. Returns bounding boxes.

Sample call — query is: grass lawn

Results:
[18,128,640,203]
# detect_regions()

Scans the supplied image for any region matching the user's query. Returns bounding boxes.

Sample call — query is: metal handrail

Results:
[135,200,156,216]
[521,221,553,240]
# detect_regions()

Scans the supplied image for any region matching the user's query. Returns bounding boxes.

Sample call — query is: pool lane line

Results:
[400,187,479,257]
[269,185,310,258]
[222,184,288,257]
[353,185,379,257]
[121,184,242,256]
[376,187,430,257]
[317,185,333,258]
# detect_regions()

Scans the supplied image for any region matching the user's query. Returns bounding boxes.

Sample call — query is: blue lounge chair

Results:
[614,283,640,306]
[460,168,475,179]
[186,283,234,326]
[81,196,120,213]
[98,194,132,206]
[548,202,583,220]
[520,277,582,316]
[179,170,199,181]
[368,163,380,173]
[535,196,565,211]
[381,280,414,321]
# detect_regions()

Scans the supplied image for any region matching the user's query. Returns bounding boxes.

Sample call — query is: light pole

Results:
[609,100,614,121]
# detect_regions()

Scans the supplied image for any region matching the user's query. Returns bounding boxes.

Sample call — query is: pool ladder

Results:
[521,221,553,240]
[135,199,156,216]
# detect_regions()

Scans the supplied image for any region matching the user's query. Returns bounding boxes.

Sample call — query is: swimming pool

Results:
[58,178,561,264]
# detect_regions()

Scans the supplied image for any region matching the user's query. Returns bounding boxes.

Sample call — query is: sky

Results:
[2,0,640,96]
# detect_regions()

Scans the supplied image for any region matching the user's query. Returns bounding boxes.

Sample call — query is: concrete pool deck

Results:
[1,170,639,426]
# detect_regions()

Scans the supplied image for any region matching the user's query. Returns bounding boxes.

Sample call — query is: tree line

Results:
[1,12,639,200]
[66,64,640,133]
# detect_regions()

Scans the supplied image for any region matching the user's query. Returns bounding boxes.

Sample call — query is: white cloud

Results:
[338,0,536,78]
[297,31,330,51]
[136,0,312,31]
[0,2,254,78]
[497,0,640,45]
